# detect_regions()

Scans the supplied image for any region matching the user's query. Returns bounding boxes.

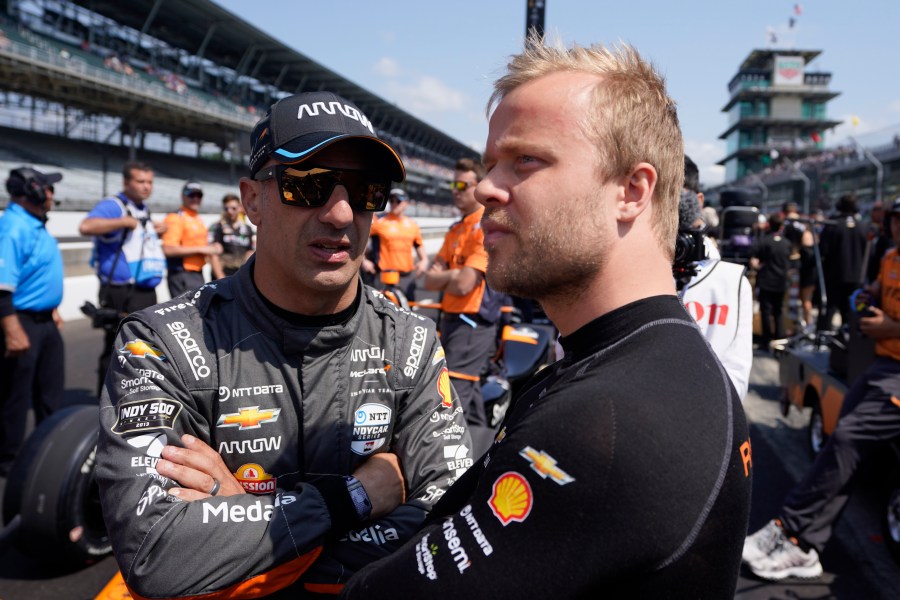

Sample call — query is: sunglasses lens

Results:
[278,166,389,211]
[361,183,389,211]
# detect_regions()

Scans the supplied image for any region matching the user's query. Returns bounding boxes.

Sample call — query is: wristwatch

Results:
[344,475,373,522]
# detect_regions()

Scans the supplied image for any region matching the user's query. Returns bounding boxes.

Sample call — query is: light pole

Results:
[849,136,884,204]
[781,155,811,215]
[746,171,769,203]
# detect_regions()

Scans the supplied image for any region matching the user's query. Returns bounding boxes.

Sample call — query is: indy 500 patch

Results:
[112,398,182,435]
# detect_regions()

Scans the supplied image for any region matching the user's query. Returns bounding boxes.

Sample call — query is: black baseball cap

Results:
[182,181,203,196]
[248,91,405,182]
[6,166,62,196]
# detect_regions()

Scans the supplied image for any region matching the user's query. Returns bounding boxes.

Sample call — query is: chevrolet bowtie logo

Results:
[217,407,282,430]
[119,339,166,360]
[519,446,575,486]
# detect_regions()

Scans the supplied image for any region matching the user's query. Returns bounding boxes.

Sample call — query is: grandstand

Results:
[0,0,477,211]
[706,135,900,216]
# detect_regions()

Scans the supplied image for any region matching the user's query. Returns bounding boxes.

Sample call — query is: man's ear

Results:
[697,191,705,207]
[616,162,657,223]
[239,178,262,226]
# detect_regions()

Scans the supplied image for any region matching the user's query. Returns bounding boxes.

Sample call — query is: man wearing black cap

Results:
[744,197,900,580]
[0,166,64,476]
[95,91,471,599]
[161,180,222,298]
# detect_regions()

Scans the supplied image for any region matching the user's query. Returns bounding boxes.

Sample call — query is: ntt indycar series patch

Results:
[352,403,391,455]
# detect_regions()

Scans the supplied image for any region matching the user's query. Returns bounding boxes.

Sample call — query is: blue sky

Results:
[215,0,900,186]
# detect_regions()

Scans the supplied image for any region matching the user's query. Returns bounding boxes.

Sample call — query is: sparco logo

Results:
[166,321,210,380]
[404,326,428,377]
[296,101,374,134]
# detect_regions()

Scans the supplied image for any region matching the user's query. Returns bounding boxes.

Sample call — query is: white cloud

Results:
[684,139,726,187]
[384,76,465,114]
[373,57,401,77]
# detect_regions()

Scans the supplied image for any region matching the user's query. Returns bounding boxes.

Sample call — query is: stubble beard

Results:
[484,202,606,304]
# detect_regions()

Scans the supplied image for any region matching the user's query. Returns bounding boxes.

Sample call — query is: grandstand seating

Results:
[0,125,241,212]
[0,2,463,212]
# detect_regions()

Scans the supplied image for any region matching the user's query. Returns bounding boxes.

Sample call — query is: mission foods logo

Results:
[488,471,533,526]
[234,463,277,494]
[112,398,182,435]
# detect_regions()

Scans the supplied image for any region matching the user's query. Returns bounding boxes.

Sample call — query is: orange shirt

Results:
[877,247,900,360]
[162,207,208,272]
[370,213,424,272]
[436,207,488,314]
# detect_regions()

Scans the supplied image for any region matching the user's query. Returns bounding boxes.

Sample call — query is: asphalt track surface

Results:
[1,321,899,599]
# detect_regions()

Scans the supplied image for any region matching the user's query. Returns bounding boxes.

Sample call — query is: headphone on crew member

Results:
[6,167,53,205]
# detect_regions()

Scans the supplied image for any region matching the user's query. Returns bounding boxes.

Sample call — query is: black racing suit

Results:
[95,260,472,598]
[342,296,752,599]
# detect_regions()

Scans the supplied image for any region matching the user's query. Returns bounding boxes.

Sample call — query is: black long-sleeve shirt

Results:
[342,295,752,599]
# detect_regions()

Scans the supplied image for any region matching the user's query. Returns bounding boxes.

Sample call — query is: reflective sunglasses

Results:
[254,164,390,212]
[450,180,476,192]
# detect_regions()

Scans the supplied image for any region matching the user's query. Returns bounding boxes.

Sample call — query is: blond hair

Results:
[488,35,684,257]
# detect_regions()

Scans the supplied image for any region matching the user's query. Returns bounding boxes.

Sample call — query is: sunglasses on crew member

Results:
[253,164,390,212]
[450,180,476,192]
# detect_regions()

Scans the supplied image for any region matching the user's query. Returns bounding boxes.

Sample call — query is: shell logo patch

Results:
[234,463,276,494]
[438,367,452,408]
[488,471,533,525]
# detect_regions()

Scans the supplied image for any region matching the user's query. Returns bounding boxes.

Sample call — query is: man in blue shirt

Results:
[79,161,166,393]
[0,166,64,476]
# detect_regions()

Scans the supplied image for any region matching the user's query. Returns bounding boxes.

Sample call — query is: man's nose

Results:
[319,184,355,227]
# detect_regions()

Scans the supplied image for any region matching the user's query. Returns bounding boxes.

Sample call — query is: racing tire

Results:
[1,404,110,566]
[886,476,900,565]
[808,401,828,456]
